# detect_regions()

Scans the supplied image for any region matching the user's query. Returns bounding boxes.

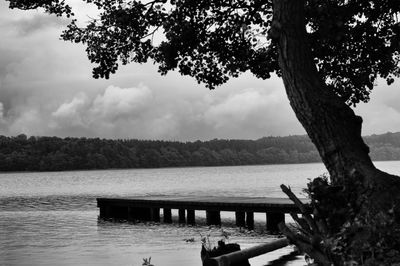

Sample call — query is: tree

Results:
[7,0,400,264]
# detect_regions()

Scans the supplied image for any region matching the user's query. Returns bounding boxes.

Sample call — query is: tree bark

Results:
[271,0,400,215]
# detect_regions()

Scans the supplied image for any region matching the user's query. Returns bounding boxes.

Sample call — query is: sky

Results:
[1,2,400,141]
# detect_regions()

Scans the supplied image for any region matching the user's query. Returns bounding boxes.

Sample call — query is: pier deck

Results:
[97,196,301,232]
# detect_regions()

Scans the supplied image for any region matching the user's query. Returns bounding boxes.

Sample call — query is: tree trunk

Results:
[271,0,400,216]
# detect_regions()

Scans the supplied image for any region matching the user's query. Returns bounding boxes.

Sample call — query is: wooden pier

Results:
[97,196,301,232]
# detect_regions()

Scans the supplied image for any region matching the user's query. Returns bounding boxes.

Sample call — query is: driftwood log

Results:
[201,240,250,266]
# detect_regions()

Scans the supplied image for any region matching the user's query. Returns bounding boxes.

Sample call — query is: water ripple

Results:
[0,195,96,211]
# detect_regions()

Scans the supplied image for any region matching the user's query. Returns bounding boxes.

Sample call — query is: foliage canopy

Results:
[7,0,400,105]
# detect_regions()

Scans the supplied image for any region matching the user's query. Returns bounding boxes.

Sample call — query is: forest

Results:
[1,132,399,172]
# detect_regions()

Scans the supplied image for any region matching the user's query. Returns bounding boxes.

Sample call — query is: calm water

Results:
[1,161,399,266]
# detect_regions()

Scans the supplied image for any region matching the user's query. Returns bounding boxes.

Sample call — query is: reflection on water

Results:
[1,162,399,266]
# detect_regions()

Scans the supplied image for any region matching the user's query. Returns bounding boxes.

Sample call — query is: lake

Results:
[1,161,399,266]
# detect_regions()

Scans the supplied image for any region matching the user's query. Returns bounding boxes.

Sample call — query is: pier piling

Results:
[179,209,186,223]
[246,212,254,230]
[151,208,160,222]
[163,208,172,223]
[266,212,285,233]
[235,211,246,227]
[187,209,196,225]
[206,210,221,226]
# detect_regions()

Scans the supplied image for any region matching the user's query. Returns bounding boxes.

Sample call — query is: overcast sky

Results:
[1,2,400,141]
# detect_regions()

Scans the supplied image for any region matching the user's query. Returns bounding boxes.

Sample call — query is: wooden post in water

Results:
[99,204,110,218]
[163,208,172,223]
[187,209,195,225]
[128,206,134,221]
[206,211,221,226]
[151,208,160,222]
[235,211,245,227]
[109,205,129,219]
[179,209,186,223]
[246,212,254,230]
[131,207,151,221]
[266,212,285,233]
[144,208,152,221]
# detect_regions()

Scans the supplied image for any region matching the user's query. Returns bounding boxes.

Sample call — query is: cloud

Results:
[0,102,7,133]
[52,93,88,127]
[50,85,155,138]
[361,106,400,134]
[205,89,274,126]
[144,114,180,140]
[203,87,303,139]
[90,85,153,120]
[44,82,304,140]
[0,102,4,119]
[11,14,69,36]
[8,108,43,136]
[356,80,400,135]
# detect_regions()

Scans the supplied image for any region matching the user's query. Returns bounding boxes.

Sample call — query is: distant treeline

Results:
[1,132,400,171]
